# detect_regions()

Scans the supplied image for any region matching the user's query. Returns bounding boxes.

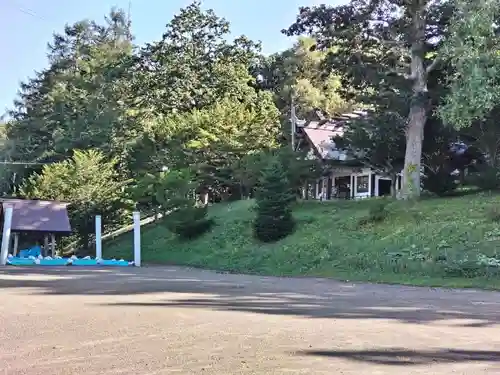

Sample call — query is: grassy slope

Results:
[105,192,500,289]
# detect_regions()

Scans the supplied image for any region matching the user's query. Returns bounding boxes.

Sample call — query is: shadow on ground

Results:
[298,348,500,366]
[2,267,500,327]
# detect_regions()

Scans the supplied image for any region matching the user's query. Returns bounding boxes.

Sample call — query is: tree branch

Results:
[425,55,440,74]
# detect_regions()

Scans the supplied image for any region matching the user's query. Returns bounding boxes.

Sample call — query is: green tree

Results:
[254,36,354,145]
[437,0,500,186]
[0,121,16,195]
[130,170,169,219]
[135,1,262,115]
[7,8,136,179]
[284,0,456,198]
[7,2,283,206]
[231,152,271,199]
[127,1,281,194]
[438,0,500,129]
[147,97,280,201]
[18,150,132,250]
[253,158,296,242]
[256,37,351,115]
[275,147,323,198]
[421,119,460,196]
[231,147,322,201]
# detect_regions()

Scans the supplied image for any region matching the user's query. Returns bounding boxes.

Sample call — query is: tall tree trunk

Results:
[391,173,398,198]
[202,192,209,205]
[402,2,428,199]
[403,104,426,198]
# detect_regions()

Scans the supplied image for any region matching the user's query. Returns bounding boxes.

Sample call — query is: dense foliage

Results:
[4,0,500,253]
[153,169,214,239]
[438,0,500,129]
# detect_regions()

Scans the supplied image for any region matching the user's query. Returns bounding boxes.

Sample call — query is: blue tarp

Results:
[18,246,42,258]
[7,257,132,267]
[7,258,36,266]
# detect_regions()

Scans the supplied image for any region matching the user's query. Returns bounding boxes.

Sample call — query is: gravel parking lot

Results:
[1,266,500,374]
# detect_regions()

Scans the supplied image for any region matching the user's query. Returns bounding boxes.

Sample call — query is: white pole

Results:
[95,215,102,259]
[290,94,296,151]
[133,211,141,267]
[368,171,372,197]
[0,207,13,266]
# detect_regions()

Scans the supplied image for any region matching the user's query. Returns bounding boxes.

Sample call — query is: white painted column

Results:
[133,211,141,267]
[332,176,336,198]
[95,215,102,259]
[374,176,380,197]
[320,178,325,200]
[368,171,372,197]
[0,207,13,265]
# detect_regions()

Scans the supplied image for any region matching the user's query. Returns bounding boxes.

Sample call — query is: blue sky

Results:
[0,0,343,114]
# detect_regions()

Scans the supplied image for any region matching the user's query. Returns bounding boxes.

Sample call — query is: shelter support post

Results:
[0,207,13,265]
[43,235,49,257]
[13,233,19,257]
[51,234,56,257]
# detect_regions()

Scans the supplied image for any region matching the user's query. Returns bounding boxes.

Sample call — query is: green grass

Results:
[104,192,500,289]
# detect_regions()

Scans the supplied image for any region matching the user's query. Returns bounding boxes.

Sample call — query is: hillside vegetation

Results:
[5,2,500,293]
[105,193,500,289]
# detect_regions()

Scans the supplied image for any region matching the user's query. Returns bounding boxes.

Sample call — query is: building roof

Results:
[300,110,369,160]
[1,199,72,233]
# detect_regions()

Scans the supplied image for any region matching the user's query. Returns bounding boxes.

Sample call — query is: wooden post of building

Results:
[43,235,49,257]
[51,234,56,257]
[12,233,19,257]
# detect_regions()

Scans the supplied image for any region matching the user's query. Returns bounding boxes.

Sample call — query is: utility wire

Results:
[10,0,46,21]
[0,161,52,166]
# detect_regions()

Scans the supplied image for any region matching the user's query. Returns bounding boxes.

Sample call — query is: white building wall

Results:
[310,167,402,201]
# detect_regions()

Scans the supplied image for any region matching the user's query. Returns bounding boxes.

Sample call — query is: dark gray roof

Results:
[1,199,72,233]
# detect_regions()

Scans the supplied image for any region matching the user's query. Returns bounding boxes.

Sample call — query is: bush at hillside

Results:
[467,165,500,191]
[253,158,296,242]
[154,169,214,239]
[164,203,214,239]
[422,169,458,196]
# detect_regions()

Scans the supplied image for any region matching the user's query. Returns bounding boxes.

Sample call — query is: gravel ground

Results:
[1,266,500,374]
